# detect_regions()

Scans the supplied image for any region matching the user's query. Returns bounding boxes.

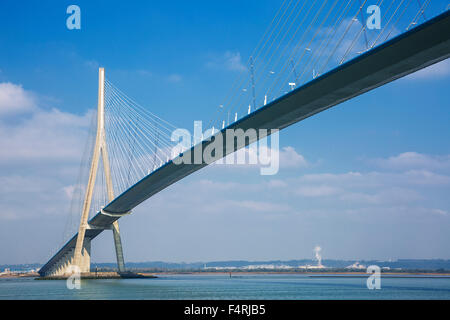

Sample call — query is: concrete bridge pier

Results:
[44,239,91,277]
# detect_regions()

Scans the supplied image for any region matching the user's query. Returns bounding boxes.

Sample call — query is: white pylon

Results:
[73,68,126,274]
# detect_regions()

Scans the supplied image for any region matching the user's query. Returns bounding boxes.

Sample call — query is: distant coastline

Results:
[2,259,450,279]
[2,269,450,280]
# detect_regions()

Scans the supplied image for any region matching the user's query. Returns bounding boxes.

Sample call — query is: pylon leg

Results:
[112,221,126,272]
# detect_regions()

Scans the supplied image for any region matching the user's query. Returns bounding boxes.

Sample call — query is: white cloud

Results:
[214,145,307,170]
[223,51,246,72]
[84,60,100,70]
[160,150,450,219]
[339,187,423,205]
[296,185,340,197]
[206,51,247,72]
[431,209,447,216]
[0,82,36,116]
[300,169,450,188]
[227,200,291,213]
[0,82,92,222]
[266,179,288,188]
[63,185,76,199]
[145,150,450,224]
[310,18,367,71]
[0,107,92,165]
[279,146,308,168]
[402,170,450,185]
[137,69,152,76]
[405,59,450,80]
[371,152,450,171]
[196,179,245,191]
[274,152,450,212]
[167,74,182,83]
[301,172,363,184]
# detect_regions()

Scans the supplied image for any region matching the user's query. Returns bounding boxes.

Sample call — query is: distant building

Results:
[345,262,366,269]
[298,264,326,269]
[0,268,11,275]
[242,264,294,270]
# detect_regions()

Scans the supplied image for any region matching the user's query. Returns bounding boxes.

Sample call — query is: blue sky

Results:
[1,1,450,265]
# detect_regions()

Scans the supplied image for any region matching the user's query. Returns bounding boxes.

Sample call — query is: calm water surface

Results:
[1,274,450,299]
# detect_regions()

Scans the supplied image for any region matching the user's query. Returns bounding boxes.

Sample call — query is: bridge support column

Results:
[77,238,91,273]
[72,67,126,274]
[112,221,125,272]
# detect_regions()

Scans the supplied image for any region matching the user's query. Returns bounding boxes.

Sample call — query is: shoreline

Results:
[36,271,157,280]
[149,271,450,278]
[2,270,450,280]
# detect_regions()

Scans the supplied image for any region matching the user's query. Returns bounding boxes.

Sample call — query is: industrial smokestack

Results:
[314,246,323,267]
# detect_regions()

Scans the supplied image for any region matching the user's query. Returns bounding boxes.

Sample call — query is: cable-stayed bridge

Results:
[39,4,450,277]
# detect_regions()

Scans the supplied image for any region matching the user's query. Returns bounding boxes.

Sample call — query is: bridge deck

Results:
[39,10,450,276]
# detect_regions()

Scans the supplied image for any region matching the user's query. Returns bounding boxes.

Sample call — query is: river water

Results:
[1,274,450,299]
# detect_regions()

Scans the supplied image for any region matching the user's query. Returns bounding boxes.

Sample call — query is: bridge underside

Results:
[39,220,121,276]
[39,11,450,277]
